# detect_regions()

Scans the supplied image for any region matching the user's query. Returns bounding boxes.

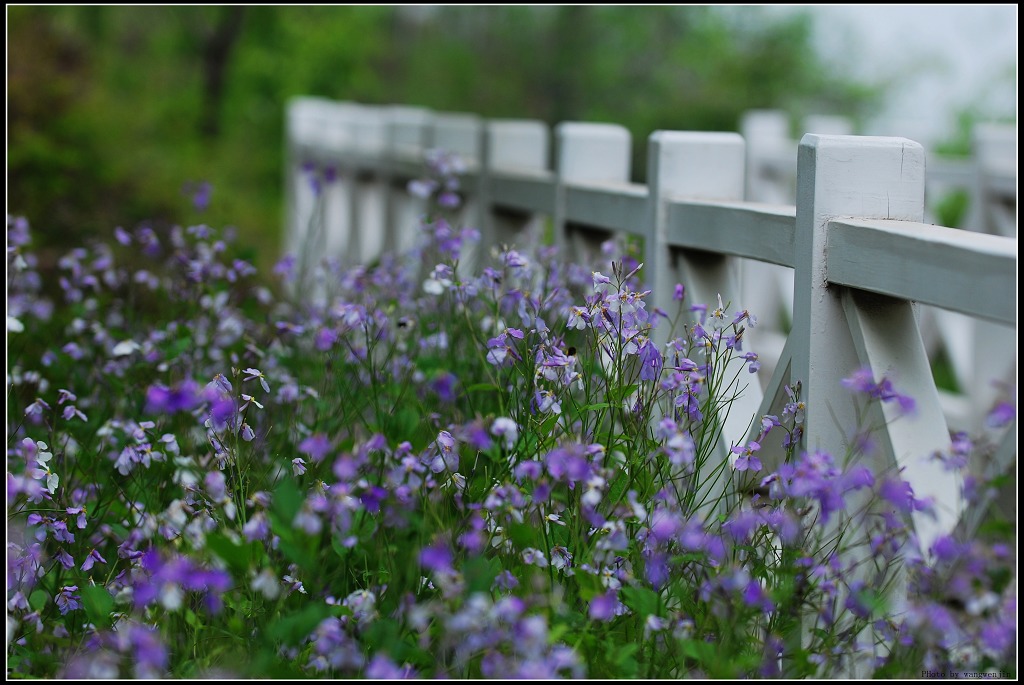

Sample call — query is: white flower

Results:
[423,277,450,295]
[708,293,728,330]
[545,512,566,526]
[112,340,140,357]
[161,583,184,611]
[33,446,59,494]
[242,367,271,393]
[490,417,519,450]
[343,589,378,623]
[521,548,548,568]
[251,568,280,600]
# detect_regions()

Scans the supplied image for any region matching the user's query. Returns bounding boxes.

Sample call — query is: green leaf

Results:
[463,555,501,594]
[679,637,715,664]
[330,532,354,560]
[363,618,402,654]
[206,533,259,576]
[272,476,303,524]
[621,585,661,617]
[852,586,887,618]
[613,641,640,676]
[465,383,500,394]
[80,585,114,629]
[605,472,629,509]
[267,604,331,646]
[277,536,315,572]
[28,590,48,613]
[608,383,640,404]
[573,569,604,602]
[505,521,538,549]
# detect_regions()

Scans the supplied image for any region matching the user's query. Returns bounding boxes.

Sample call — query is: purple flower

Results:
[979,614,1015,656]
[637,338,663,381]
[81,549,107,571]
[315,326,338,351]
[534,389,561,415]
[307,617,364,672]
[743,579,774,612]
[242,367,270,393]
[841,464,875,491]
[987,400,1015,428]
[438,191,461,208]
[589,590,619,621]
[664,431,696,468]
[184,181,213,212]
[758,414,781,439]
[930,535,964,562]
[429,372,459,404]
[419,542,453,573]
[299,434,332,463]
[56,549,75,569]
[844,580,872,619]
[205,471,228,501]
[485,329,523,367]
[358,486,387,515]
[56,585,81,615]
[133,550,232,613]
[731,440,763,472]
[427,430,459,473]
[52,520,75,544]
[366,655,417,679]
[492,570,519,591]
[146,379,201,414]
[129,623,169,678]
[66,506,87,529]
[491,417,519,450]
[841,366,916,414]
[567,305,590,330]
[879,477,923,515]
[243,512,270,542]
[648,507,681,544]
[545,445,590,485]
[408,178,438,199]
[742,351,760,374]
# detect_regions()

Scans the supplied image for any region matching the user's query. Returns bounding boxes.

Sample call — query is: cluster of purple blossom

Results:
[6,145,1016,683]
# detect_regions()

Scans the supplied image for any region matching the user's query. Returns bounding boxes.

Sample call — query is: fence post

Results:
[966,123,1017,436]
[432,112,485,273]
[740,109,794,204]
[644,131,763,517]
[803,114,853,137]
[285,98,330,272]
[794,135,929,475]
[972,122,1016,238]
[320,101,358,271]
[481,119,550,257]
[794,134,952,675]
[554,123,631,264]
[385,106,432,257]
[348,106,388,266]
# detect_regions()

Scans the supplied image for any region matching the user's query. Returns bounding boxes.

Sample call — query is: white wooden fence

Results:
[740,110,1018,434]
[284,99,1016,556]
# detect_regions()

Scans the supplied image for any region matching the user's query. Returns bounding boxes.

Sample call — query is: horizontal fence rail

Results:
[284,99,1017,563]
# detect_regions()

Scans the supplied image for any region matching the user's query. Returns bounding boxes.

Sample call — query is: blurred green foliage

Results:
[8,6,882,271]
